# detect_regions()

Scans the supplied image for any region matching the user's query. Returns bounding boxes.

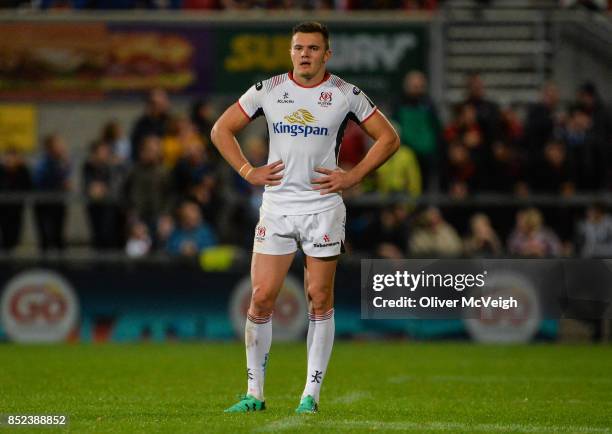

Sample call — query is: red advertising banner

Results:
[0,23,195,99]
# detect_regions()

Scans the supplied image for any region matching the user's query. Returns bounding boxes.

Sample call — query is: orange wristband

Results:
[239,163,251,177]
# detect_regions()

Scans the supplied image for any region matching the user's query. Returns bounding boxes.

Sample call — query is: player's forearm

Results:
[210,126,250,173]
[349,134,399,184]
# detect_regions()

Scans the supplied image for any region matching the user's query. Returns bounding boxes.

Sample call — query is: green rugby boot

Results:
[224,394,266,413]
[295,395,318,414]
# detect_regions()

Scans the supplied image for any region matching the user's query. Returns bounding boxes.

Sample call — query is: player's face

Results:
[290,32,331,80]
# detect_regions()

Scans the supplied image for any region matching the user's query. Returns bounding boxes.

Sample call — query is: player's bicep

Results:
[213,103,251,136]
[360,109,398,143]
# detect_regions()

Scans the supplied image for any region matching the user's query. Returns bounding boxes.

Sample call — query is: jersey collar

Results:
[288,70,330,88]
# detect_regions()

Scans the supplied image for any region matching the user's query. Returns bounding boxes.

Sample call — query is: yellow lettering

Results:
[225,35,255,72]
[225,34,292,72]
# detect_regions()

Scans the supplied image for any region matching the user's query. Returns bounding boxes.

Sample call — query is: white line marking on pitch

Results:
[291,420,609,433]
[329,391,372,404]
[256,416,305,432]
[388,374,612,384]
[257,419,611,433]
[388,375,414,384]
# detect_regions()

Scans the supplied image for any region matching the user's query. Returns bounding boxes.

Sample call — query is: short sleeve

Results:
[347,86,377,124]
[237,81,265,120]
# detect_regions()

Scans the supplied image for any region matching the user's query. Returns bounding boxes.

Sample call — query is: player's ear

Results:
[323,49,332,63]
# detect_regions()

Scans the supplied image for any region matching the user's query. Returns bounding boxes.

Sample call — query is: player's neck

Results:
[290,69,329,88]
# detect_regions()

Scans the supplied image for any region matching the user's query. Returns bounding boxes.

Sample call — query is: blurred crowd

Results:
[0,0,438,10]
[3,0,612,11]
[0,72,611,259]
[346,71,612,259]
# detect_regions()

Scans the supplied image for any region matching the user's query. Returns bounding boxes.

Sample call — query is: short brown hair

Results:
[292,21,330,50]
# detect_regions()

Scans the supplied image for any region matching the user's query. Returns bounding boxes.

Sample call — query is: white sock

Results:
[245,312,272,401]
[302,308,335,403]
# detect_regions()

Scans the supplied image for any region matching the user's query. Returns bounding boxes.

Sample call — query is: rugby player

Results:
[211,21,399,414]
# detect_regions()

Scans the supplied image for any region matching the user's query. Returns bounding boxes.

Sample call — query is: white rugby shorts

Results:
[253,203,346,257]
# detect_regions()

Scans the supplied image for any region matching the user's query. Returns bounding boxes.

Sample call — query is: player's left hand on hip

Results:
[311,167,355,195]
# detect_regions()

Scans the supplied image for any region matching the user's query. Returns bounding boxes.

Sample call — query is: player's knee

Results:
[249,285,276,315]
[308,285,333,314]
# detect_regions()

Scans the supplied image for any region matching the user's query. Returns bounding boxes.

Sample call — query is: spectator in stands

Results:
[576,82,612,144]
[528,139,577,244]
[82,140,126,250]
[338,121,368,171]
[409,206,462,257]
[561,106,605,190]
[101,120,131,163]
[444,103,483,152]
[33,134,71,252]
[369,128,422,197]
[363,204,411,259]
[156,214,175,249]
[393,71,442,191]
[226,135,267,246]
[576,82,612,186]
[166,200,217,257]
[441,142,477,198]
[0,148,32,251]
[219,0,253,8]
[403,0,438,10]
[172,140,214,196]
[191,99,216,147]
[523,82,561,158]
[183,0,221,8]
[575,202,612,257]
[508,208,562,257]
[464,213,502,257]
[443,102,487,196]
[125,221,152,258]
[499,104,523,146]
[240,134,267,214]
[462,73,501,146]
[184,174,221,231]
[124,134,171,243]
[529,139,575,196]
[130,88,172,161]
[482,141,527,194]
[173,140,221,228]
[161,116,203,169]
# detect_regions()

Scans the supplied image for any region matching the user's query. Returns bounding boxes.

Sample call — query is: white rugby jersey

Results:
[238,71,377,215]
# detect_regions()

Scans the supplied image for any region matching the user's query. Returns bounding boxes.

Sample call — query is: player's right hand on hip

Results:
[246,160,284,186]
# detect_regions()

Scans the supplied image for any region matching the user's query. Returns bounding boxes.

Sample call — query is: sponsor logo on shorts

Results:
[314,234,339,248]
[255,225,266,242]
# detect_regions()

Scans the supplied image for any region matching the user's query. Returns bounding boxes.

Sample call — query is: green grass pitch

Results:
[1,342,611,433]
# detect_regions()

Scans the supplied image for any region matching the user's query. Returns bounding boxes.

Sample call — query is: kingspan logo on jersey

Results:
[272,109,329,138]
